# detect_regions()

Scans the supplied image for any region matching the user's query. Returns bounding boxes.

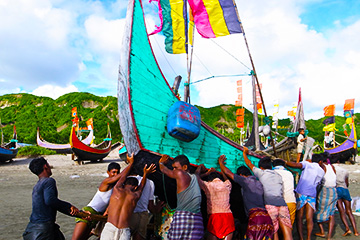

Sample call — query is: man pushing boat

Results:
[159,154,204,240]
[100,163,156,240]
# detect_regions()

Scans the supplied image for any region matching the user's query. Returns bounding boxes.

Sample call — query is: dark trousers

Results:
[23,221,65,240]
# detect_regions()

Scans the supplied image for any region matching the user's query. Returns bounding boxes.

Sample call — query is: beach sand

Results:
[1,151,360,240]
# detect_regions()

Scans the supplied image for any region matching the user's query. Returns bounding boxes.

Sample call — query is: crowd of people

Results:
[23,147,359,240]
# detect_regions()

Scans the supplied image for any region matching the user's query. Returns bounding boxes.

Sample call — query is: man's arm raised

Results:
[135,164,156,198]
[242,147,255,170]
[218,155,234,181]
[114,153,135,189]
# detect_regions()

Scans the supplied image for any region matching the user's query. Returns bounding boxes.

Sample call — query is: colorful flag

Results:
[86,118,94,129]
[257,103,262,114]
[236,116,244,122]
[287,110,295,117]
[188,0,242,38]
[236,80,242,106]
[346,117,353,125]
[158,0,188,54]
[323,104,335,116]
[322,116,335,125]
[236,108,245,116]
[237,122,244,128]
[235,101,241,106]
[323,123,337,132]
[344,99,355,111]
[344,110,353,118]
[255,83,262,104]
[71,107,77,118]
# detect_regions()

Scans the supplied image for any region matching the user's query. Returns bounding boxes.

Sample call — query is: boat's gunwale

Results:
[324,123,357,154]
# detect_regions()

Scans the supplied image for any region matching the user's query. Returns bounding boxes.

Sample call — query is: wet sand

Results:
[1,152,360,239]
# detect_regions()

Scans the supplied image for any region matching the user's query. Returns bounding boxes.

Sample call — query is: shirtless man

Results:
[159,154,203,240]
[72,155,134,240]
[100,163,156,240]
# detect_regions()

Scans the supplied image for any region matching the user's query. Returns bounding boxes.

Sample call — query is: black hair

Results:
[311,154,322,163]
[299,128,304,131]
[272,159,286,167]
[108,162,120,172]
[207,172,222,182]
[29,157,47,175]
[173,155,190,169]
[258,157,272,170]
[236,166,251,176]
[124,177,139,187]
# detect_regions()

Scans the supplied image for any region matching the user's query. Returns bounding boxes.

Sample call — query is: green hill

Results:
[0,93,358,148]
[0,93,120,145]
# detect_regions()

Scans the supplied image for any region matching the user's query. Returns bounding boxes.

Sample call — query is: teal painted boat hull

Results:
[118,0,262,173]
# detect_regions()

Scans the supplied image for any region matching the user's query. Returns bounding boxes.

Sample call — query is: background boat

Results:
[70,124,112,162]
[0,126,18,162]
[325,122,357,163]
[37,126,94,154]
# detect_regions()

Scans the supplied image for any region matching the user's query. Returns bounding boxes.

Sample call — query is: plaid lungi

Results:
[168,211,204,240]
[315,186,337,223]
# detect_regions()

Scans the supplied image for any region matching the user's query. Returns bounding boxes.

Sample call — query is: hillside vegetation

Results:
[0,93,358,148]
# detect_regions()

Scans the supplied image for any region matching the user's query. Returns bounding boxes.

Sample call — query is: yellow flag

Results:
[346,117,353,125]
[323,123,337,132]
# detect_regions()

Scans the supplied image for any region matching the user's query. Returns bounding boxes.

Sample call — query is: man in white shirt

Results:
[272,159,296,226]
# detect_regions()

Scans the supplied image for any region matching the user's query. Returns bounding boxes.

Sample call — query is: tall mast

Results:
[0,118,3,146]
[233,1,277,155]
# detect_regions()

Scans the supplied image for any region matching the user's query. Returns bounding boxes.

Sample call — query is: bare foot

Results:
[354,232,359,236]
[315,232,326,238]
[343,230,352,237]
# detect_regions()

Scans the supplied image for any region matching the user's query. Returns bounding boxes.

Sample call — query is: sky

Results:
[0,0,360,120]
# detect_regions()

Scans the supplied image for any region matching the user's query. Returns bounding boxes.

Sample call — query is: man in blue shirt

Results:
[23,157,79,240]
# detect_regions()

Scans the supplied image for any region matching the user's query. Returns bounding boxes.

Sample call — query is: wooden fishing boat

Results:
[0,126,18,162]
[37,127,94,154]
[324,122,357,163]
[69,124,112,162]
[118,0,264,208]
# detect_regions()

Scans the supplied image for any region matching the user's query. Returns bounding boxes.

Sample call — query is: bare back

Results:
[106,187,141,229]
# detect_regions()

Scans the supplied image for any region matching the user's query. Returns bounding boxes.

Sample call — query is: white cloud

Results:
[31,84,79,99]
[83,16,125,86]
[0,0,80,90]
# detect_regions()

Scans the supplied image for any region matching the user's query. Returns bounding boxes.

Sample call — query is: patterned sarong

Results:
[244,208,274,240]
[265,205,292,232]
[315,186,337,223]
[296,193,316,211]
[168,211,204,240]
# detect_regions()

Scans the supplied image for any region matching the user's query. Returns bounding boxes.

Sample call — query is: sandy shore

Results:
[1,151,360,239]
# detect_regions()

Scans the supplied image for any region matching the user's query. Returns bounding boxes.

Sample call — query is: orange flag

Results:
[344,99,354,111]
[287,110,295,117]
[237,122,244,128]
[323,105,335,116]
[236,108,245,116]
[236,116,244,122]
[71,107,77,118]
[235,101,242,106]
[86,118,94,129]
